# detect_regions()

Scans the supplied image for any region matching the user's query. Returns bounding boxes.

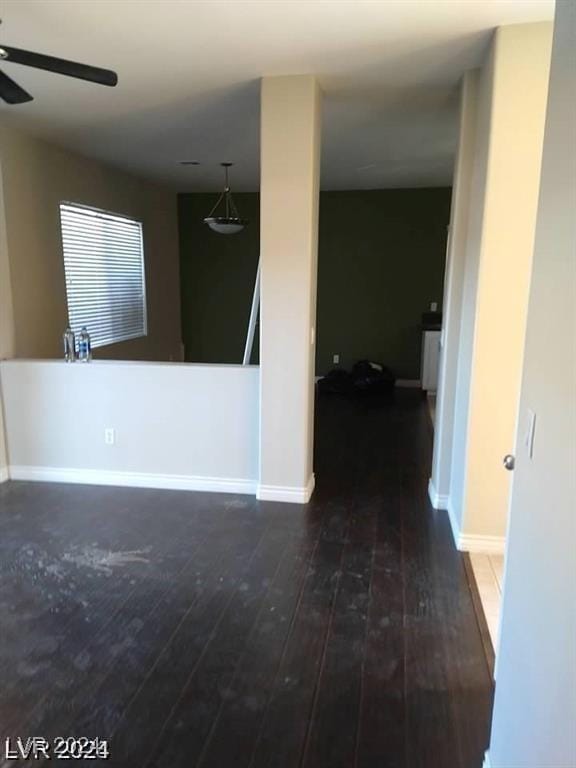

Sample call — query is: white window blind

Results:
[60,203,147,349]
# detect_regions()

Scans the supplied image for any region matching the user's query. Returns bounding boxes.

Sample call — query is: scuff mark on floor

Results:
[62,546,152,575]
[223,499,250,510]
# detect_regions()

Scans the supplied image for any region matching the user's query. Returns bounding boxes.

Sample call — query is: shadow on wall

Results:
[178,188,451,378]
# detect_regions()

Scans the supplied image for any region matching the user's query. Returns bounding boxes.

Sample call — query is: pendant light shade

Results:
[204,163,248,235]
[204,218,245,235]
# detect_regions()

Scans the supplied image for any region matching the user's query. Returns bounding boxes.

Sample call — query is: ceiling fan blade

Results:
[0,68,33,104]
[1,46,118,87]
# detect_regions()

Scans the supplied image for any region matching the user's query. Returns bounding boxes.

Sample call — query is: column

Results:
[258,75,321,503]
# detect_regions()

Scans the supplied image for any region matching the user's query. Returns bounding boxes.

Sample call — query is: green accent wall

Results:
[178,188,450,377]
[178,193,260,365]
[316,189,450,378]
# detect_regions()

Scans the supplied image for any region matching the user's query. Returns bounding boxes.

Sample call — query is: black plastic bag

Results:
[351,360,396,395]
[317,368,354,395]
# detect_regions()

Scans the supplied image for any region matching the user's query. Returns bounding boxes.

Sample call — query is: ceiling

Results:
[0,0,554,192]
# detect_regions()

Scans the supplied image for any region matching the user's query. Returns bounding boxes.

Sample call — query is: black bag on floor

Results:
[351,360,396,396]
[317,369,354,395]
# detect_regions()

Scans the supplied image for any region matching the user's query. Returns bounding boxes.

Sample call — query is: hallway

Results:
[0,391,493,768]
[312,389,493,768]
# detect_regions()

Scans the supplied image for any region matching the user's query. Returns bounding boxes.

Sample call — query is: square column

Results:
[258,75,321,503]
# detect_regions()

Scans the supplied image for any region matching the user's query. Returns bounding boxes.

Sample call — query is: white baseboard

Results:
[447,497,461,549]
[427,478,459,550]
[447,499,460,547]
[444,497,505,554]
[257,473,315,504]
[0,466,8,483]
[395,379,421,388]
[483,751,491,768]
[428,477,449,510]
[428,479,460,551]
[458,533,506,555]
[8,465,257,495]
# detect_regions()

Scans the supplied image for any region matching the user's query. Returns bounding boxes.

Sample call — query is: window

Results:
[60,203,147,349]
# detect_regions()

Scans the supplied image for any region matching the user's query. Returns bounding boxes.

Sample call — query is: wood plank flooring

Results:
[0,390,493,767]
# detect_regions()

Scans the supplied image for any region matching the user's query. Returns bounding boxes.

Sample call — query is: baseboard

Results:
[483,751,491,768]
[8,465,257,495]
[447,497,461,549]
[429,480,460,552]
[257,473,315,504]
[443,496,505,554]
[458,533,506,555]
[395,379,421,388]
[0,466,8,483]
[428,477,449,510]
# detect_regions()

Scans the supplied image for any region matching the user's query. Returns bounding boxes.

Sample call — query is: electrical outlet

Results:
[104,428,115,446]
[430,302,438,312]
[333,354,340,364]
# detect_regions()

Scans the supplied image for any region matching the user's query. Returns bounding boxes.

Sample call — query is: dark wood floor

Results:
[0,390,493,767]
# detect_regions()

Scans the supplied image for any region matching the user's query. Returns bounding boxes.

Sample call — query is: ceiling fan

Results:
[0,33,118,105]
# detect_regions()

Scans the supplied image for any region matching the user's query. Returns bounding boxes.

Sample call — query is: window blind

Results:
[60,203,147,349]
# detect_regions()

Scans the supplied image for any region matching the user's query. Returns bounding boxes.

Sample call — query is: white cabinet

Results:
[421,330,441,392]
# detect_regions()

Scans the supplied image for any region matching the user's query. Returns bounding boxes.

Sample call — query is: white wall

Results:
[430,70,479,508]
[488,2,576,765]
[0,394,7,481]
[259,75,321,503]
[0,361,259,493]
[448,41,496,538]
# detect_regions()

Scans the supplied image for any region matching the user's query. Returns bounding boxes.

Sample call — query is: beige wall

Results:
[259,75,321,500]
[462,23,553,541]
[0,125,182,362]
[437,23,553,547]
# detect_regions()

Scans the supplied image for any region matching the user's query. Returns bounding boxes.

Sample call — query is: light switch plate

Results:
[104,428,115,446]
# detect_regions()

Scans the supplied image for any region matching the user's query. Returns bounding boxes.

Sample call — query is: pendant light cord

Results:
[225,164,230,218]
[207,163,240,219]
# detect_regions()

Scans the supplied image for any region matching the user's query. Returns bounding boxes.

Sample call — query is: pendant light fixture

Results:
[204,162,248,235]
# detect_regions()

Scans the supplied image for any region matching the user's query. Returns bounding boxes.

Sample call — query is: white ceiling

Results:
[0,0,554,191]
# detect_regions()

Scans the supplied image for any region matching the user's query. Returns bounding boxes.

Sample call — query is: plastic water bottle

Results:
[63,327,76,362]
[78,327,92,362]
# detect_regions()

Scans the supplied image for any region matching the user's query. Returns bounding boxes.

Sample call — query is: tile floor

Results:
[469,553,505,647]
